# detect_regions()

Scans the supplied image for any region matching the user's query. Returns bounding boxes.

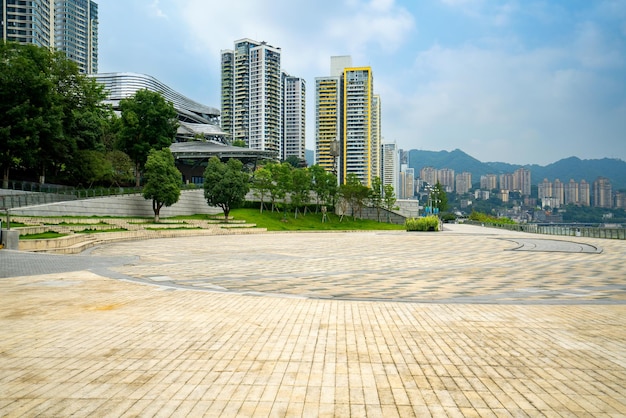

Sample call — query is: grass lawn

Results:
[20,231,68,240]
[227,208,405,231]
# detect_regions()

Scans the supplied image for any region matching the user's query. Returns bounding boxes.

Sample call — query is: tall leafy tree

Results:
[142,149,182,222]
[339,173,370,219]
[266,162,292,213]
[370,176,384,222]
[106,150,134,187]
[252,166,272,213]
[309,165,337,212]
[1,42,57,187]
[383,184,397,223]
[203,157,250,219]
[290,167,311,218]
[117,89,178,186]
[1,41,112,186]
[53,59,112,184]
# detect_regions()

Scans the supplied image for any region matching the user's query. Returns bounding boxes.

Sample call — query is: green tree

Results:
[1,42,113,187]
[106,150,134,186]
[142,149,182,222]
[117,89,178,186]
[309,165,337,212]
[369,177,384,222]
[339,173,370,219]
[290,167,311,218]
[203,157,250,219]
[1,42,58,187]
[383,184,397,223]
[231,139,247,147]
[267,162,293,214]
[43,53,109,183]
[284,155,306,168]
[252,166,272,213]
[72,150,112,187]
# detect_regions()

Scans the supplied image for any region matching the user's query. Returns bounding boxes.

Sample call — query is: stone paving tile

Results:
[85,226,626,304]
[0,225,625,416]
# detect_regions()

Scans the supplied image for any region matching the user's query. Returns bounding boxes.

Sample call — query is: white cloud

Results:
[381,39,626,164]
[149,0,168,19]
[439,0,518,27]
[175,0,414,73]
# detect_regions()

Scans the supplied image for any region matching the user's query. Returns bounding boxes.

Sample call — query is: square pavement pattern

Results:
[0,224,625,416]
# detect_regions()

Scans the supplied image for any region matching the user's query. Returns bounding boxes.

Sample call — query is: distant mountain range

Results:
[407,149,626,190]
[304,148,626,190]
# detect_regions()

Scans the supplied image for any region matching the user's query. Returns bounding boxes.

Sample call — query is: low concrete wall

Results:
[356,207,406,225]
[1,229,19,250]
[395,199,421,218]
[10,189,221,218]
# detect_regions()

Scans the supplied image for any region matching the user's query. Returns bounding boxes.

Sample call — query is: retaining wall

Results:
[9,189,221,218]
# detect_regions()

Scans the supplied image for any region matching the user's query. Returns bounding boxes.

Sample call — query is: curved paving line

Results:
[500,238,602,253]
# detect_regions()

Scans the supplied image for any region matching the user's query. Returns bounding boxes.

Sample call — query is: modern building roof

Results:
[170,141,277,161]
[92,72,220,125]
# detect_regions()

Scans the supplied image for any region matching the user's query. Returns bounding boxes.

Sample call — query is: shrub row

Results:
[405,216,440,231]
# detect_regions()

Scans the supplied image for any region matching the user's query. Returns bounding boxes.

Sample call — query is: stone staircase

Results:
[11,216,266,254]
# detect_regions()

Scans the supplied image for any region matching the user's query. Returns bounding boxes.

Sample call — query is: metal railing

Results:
[1,181,142,210]
[465,220,626,240]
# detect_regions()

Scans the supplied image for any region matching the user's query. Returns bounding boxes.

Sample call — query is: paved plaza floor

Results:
[0,224,625,416]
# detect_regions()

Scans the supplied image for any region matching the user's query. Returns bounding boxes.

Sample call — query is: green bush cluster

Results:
[405,216,440,231]
[468,211,516,225]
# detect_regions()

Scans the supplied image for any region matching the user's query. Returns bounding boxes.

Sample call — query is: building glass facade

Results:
[282,73,306,160]
[314,76,341,174]
[1,0,97,73]
[343,67,373,186]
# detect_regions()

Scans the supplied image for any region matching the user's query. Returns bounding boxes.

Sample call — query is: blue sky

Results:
[99,0,626,165]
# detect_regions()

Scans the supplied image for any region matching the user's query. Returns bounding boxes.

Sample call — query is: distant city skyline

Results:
[95,1,626,165]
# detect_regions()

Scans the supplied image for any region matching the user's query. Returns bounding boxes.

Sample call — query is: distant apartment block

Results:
[399,165,415,199]
[538,178,554,207]
[564,179,579,205]
[437,168,455,193]
[579,180,591,206]
[1,0,98,73]
[455,172,472,195]
[480,174,498,191]
[381,141,399,195]
[420,166,438,187]
[370,94,381,180]
[282,73,306,160]
[539,178,592,208]
[514,168,532,196]
[593,177,612,208]
[499,173,514,192]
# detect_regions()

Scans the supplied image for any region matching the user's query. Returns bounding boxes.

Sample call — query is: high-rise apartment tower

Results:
[221,39,283,155]
[343,67,373,186]
[1,0,98,74]
[381,141,399,194]
[315,56,381,185]
[282,73,306,161]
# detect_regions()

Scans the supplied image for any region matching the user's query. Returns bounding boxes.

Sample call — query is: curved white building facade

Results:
[92,72,220,125]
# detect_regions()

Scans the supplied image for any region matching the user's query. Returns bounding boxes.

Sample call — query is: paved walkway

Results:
[1,224,625,416]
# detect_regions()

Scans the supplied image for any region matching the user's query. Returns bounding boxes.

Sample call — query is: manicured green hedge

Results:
[405,216,440,231]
